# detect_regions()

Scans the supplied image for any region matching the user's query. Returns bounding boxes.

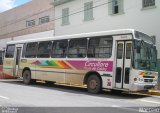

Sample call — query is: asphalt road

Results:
[0,79,160,113]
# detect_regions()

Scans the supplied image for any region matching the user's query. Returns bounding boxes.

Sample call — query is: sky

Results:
[0,0,32,13]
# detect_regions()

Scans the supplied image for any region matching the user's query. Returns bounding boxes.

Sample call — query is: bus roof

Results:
[7,29,135,44]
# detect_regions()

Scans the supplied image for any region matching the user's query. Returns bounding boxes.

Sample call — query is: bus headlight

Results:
[134,78,137,81]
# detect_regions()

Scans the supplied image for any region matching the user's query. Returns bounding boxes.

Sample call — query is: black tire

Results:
[87,74,102,94]
[45,81,55,85]
[23,70,35,85]
[111,89,122,94]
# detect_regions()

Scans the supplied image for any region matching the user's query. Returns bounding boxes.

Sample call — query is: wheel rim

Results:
[24,72,29,82]
[89,79,98,89]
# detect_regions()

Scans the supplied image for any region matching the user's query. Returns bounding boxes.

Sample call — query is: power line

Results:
[0,0,105,29]
[0,1,114,38]
[0,7,54,29]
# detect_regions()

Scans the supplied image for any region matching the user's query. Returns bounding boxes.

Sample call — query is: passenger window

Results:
[22,44,26,58]
[126,43,132,59]
[25,42,38,58]
[88,36,113,58]
[117,43,123,59]
[52,40,68,58]
[5,45,15,58]
[37,41,52,58]
[0,51,3,65]
[68,38,87,58]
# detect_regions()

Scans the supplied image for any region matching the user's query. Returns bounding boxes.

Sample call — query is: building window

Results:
[39,16,50,24]
[84,1,94,21]
[26,20,35,27]
[143,0,155,8]
[108,0,124,15]
[62,8,69,25]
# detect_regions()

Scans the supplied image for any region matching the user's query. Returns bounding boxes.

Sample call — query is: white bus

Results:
[3,29,158,93]
[0,48,5,79]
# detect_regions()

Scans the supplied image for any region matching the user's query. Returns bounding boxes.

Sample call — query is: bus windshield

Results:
[133,40,157,71]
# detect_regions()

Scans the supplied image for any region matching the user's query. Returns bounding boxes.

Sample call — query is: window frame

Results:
[87,36,113,58]
[25,42,38,58]
[39,16,50,25]
[108,0,124,15]
[51,40,68,58]
[26,20,36,27]
[68,38,88,58]
[5,44,15,58]
[142,0,155,8]
[0,51,3,65]
[37,41,52,58]
[62,8,70,26]
[84,1,94,21]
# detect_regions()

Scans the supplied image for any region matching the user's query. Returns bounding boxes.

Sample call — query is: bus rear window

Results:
[5,45,15,58]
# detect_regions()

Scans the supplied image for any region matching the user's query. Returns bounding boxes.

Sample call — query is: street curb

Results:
[147,90,160,96]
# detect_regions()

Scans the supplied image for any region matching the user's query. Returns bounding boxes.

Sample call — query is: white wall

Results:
[0,30,54,48]
[54,0,160,58]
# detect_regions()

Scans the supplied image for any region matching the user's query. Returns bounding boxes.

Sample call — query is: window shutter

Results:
[62,8,69,25]
[119,0,124,13]
[84,1,93,21]
[108,0,113,15]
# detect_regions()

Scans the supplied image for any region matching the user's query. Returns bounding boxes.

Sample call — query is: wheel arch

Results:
[22,67,31,77]
[83,71,102,85]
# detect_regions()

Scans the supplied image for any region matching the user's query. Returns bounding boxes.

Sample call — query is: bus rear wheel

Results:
[87,74,102,94]
[23,70,35,85]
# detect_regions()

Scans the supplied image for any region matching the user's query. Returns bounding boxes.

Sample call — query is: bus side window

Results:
[117,43,123,59]
[0,51,3,65]
[5,44,15,58]
[68,38,87,58]
[37,41,52,58]
[22,44,26,58]
[126,43,132,59]
[25,42,38,58]
[52,40,68,58]
[88,36,113,58]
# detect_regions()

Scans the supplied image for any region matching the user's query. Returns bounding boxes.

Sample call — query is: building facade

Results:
[54,0,159,56]
[54,0,160,84]
[0,0,54,48]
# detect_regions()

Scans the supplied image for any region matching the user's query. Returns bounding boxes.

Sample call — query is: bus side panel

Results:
[19,59,36,79]
[65,69,86,85]
[0,65,3,79]
[34,59,65,83]
[3,58,15,78]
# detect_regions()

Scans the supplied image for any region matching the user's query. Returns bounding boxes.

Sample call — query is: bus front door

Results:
[13,46,22,76]
[115,41,132,89]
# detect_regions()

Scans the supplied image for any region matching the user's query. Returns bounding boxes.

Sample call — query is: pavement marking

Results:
[0,95,9,100]
[140,100,160,104]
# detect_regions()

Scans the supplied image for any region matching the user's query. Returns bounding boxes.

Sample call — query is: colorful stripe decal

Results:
[32,60,113,72]
[32,60,72,69]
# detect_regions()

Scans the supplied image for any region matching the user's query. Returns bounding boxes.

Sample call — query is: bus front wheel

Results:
[87,74,102,94]
[23,70,35,85]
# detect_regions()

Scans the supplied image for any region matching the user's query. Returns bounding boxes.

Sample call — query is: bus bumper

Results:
[131,83,157,91]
